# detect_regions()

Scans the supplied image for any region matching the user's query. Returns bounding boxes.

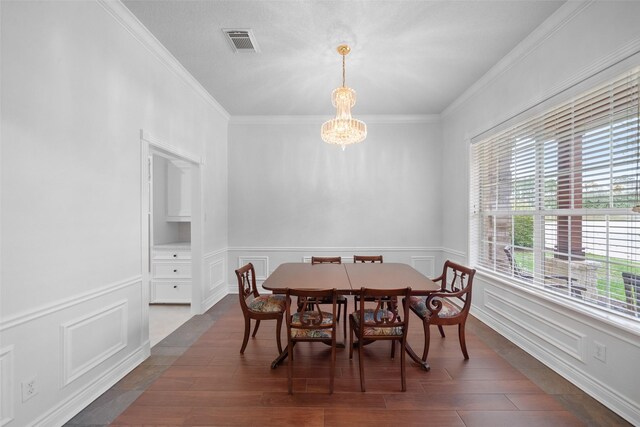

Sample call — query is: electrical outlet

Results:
[21,376,38,402]
[594,342,607,362]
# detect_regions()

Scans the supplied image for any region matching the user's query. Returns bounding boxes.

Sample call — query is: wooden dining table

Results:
[262,262,440,370]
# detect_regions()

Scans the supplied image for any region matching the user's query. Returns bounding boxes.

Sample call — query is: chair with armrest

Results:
[622,272,640,316]
[285,288,338,394]
[235,263,285,355]
[504,245,586,298]
[302,256,348,339]
[349,287,411,392]
[406,260,475,363]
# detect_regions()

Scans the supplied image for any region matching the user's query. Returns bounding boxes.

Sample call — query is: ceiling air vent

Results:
[223,29,260,53]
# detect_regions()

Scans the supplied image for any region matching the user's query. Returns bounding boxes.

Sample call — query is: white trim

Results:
[204,248,227,259]
[0,346,14,427]
[61,301,128,386]
[441,247,466,258]
[0,276,141,331]
[202,284,228,313]
[33,345,149,427]
[97,0,230,120]
[472,302,640,426]
[230,114,440,125]
[484,289,587,361]
[228,246,443,253]
[475,270,640,346]
[142,130,204,165]
[442,1,592,118]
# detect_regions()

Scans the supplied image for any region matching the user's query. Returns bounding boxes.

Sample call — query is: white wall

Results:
[227,117,444,283]
[0,1,228,425]
[440,2,640,424]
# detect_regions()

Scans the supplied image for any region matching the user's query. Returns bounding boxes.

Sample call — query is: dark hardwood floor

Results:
[65,295,630,426]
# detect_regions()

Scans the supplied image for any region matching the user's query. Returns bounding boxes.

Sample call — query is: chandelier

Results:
[321,44,367,150]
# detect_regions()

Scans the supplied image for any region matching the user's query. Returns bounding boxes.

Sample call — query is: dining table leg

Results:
[404,342,430,371]
[271,345,289,369]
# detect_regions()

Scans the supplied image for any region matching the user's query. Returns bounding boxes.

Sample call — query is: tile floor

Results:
[148,304,193,347]
[67,296,630,427]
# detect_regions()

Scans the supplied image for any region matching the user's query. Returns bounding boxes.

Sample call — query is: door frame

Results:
[140,129,204,325]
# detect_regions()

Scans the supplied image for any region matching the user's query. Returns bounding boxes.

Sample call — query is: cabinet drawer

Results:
[152,263,191,279]
[150,281,191,303]
[153,250,191,260]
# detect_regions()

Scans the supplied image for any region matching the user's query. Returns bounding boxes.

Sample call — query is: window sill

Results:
[475,268,640,337]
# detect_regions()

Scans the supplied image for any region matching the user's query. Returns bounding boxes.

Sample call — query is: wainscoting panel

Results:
[203,250,228,312]
[484,289,586,361]
[61,300,128,386]
[237,256,269,280]
[411,256,435,277]
[0,346,14,426]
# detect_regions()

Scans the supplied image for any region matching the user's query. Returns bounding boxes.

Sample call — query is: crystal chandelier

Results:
[321,44,367,150]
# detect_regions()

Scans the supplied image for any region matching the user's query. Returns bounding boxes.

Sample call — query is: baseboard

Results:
[471,306,640,426]
[32,343,150,427]
[202,283,228,313]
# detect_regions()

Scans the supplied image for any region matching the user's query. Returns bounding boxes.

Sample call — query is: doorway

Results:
[140,130,203,348]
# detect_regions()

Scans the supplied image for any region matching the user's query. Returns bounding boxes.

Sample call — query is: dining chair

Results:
[235,263,285,354]
[504,245,586,297]
[622,272,640,316]
[352,255,393,310]
[349,287,412,392]
[406,260,475,363]
[305,256,348,339]
[285,288,338,394]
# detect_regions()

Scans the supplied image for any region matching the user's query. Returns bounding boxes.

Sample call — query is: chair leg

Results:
[421,320,431,363]
[330,336,336,394]
[251,320,261,337]
[342,302,347,342]
[349,316,354,360]
[276,316,283,354]
[437,325,445,338]
[358,332,365,392]
[390,339,396,359]
[288,341,294,394]
[337,300,342,322]
[458,322,469,359]
[240,316,251,354]
[400,337,407,392]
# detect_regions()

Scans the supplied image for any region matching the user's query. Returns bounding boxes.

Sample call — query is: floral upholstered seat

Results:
[351,308,403,336]
[248,294,286,313]
[290,311,334,338]
[408,296,460,319]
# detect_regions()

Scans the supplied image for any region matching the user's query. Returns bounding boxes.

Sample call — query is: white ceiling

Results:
[123,0,565,116]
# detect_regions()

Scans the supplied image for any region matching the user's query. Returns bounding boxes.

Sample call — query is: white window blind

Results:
[470,67,640,318]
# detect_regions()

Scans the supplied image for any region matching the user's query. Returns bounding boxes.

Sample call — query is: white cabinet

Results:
[166,160,191,222]
[150,243,191,303]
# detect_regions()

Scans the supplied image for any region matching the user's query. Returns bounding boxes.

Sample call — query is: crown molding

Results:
[97,0,230,120]
[441,1,593,119]
[230,114,440,125]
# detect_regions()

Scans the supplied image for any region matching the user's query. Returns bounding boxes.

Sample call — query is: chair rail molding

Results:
[0,276,142,332]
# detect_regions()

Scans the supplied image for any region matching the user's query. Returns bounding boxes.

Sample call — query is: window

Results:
[470,68,640,319]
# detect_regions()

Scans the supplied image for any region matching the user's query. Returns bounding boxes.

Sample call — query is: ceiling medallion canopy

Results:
[321,44,367,150]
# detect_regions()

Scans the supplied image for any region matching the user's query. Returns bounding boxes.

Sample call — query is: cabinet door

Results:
[166,160,191,221]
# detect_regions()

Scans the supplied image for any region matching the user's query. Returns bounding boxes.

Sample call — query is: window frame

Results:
[469,67,640,323]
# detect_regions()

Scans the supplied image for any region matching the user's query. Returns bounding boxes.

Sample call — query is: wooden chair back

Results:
[428,260,475,321]
[354,287,411,339]
[235,263,259,313]
[353,255,383,263]
[311,256,342,265]
[285,288,338,394]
